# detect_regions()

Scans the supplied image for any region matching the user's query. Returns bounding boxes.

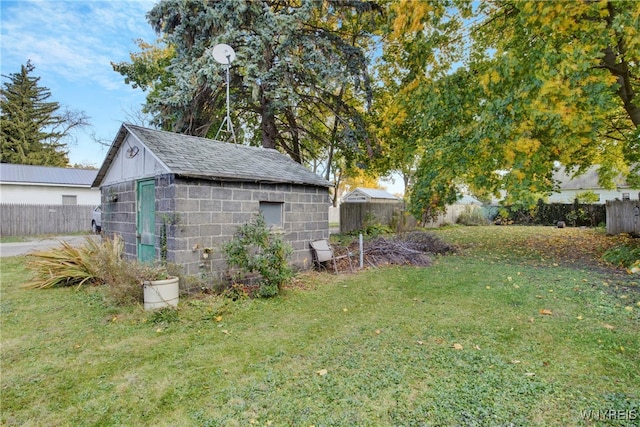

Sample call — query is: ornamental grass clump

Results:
[23,236,117,289]
[24,235,178,306]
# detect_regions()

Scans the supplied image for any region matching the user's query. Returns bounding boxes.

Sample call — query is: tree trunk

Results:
[325,85,346,181]
[260,94,277,150]
[259,43,278,149]
[604,3,639,128]
[283,108,302,163]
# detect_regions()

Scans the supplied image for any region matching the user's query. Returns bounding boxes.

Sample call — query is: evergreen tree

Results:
[1,61,88,166]
[113,0,382,169]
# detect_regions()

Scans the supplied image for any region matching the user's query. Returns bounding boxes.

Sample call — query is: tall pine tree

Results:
[1,61,88,166]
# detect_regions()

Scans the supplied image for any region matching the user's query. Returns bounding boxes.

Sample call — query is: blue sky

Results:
[1,0,157,167]
[1,0,405,194]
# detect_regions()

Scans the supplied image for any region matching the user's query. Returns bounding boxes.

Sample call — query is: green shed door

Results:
[137,179,156,263]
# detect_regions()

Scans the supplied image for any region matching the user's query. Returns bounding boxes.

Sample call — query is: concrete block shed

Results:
[91,124,331,277]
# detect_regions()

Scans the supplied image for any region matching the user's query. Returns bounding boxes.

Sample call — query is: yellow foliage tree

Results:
[381,0,640,218]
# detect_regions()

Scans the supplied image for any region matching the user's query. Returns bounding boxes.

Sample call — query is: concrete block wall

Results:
[156,175,329,277]
[101,181,137,258]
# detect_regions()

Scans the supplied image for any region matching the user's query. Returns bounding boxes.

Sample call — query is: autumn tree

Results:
[0,61,89,166]
[370,54,423,195]
[114,0,382,171]
[383,0,640,217]
[112,39,176,125]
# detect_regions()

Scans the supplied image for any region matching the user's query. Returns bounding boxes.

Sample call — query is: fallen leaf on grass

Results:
[375,329,381,335]
[215,316,223,322]
[511,360,521,364]
[539,309,553,316]
[316,369,328,376]
[602,323,615,330]
[624,306,633,312]
[524,372,536,377]
[221,330,230,335]
[452,343,463,350]
[417,340,424,345]
[474,345,481,350]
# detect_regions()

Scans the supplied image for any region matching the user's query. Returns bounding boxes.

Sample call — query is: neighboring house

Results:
[342,187,402,203]
[92,123,331,276]
[548,166,639,204]
[0,163,100,205]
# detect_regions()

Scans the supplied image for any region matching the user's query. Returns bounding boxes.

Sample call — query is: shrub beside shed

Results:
[91,124,331,277]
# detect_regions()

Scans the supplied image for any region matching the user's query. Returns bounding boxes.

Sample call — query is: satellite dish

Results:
[211,44,236,65]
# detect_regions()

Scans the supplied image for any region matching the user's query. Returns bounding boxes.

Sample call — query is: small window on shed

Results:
[622,193,630,201]
[62,195,77,205]
[259,202,283,228]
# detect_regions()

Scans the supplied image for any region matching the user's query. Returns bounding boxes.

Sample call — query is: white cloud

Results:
[1,0,158,167]
[1,0,156,92]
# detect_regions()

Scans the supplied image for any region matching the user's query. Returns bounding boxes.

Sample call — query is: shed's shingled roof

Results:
[0,163,97,186]
[93,124,330,187]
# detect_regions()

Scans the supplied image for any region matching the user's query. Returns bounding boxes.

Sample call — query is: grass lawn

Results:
[1,226,638,426]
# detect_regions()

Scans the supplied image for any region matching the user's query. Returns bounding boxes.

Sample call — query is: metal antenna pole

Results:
[212,44,237,143]
[215,55,237,143]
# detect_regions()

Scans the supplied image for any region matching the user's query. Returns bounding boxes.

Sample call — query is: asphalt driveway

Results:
[0,235,100,257]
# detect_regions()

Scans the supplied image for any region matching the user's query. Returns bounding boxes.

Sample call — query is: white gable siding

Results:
[343,188,400,203]
[0,183,100,204]
[343,190,369,202]
[548,188,639,204]
[100,134,169,187]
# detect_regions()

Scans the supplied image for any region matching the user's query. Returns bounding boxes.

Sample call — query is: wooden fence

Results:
[0,204,95,236]
[339,202,485,232]
[421,204,480,228]
[606,199,640,235]
[340,202,404,233]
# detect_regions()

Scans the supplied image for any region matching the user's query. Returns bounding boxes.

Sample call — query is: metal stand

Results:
[215,55,237,143]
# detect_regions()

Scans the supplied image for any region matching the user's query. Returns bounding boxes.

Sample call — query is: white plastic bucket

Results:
[143,277,179,310]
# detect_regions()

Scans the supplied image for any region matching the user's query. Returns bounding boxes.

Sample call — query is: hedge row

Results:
[488,200,606,227]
